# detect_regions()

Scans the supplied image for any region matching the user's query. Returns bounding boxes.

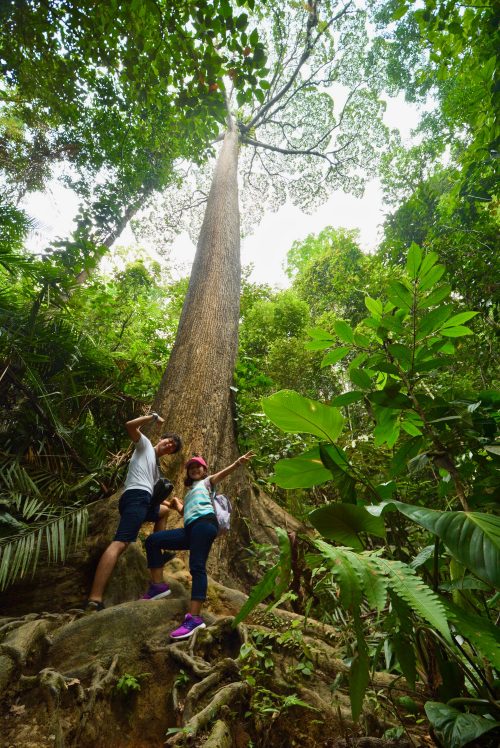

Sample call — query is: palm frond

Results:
[0,458,40,496]
[0,505,89,590]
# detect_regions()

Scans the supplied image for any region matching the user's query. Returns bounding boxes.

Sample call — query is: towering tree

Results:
[147,0,390,586]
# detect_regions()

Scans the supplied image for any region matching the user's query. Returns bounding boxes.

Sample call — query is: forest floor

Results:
[0,561,435,748]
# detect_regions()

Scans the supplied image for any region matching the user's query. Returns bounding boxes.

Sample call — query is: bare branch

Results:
[245,1,353,132]
[241,135,354,167]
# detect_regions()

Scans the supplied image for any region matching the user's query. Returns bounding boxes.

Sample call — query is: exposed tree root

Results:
[201,717,232,748]
[183,658,240,722]
[166,681,251,746]
[71,654,119,747]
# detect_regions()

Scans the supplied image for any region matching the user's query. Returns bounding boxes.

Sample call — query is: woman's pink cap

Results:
[185,456,207,469]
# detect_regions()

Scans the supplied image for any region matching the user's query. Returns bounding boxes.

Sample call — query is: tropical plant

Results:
[235,246,500,733]
[0,239,187,587]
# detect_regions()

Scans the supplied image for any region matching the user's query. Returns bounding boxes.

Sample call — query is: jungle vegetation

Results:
[0,1,498,747]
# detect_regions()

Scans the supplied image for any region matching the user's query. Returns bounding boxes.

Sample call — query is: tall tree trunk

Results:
[150,120,298,590]
[151,121,241,469]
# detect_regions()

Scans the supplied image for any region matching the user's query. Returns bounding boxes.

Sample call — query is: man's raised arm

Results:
[125,413,165,443]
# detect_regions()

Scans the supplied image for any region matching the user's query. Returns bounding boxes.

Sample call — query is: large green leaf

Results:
[330,391,364,406]
[309,504,386,550]
[262,390,344,442]
[274,527,292,599]
[425,702,500,748]
[233,564,279,626]
[386,503,500,588]
[387,280,413,310]
[333,319,354,343]
[321,347,351,367]
[269,448,332,488]
[444,601,500,670]
[319,443,356,503]
[310,539,362,609]
[406,242,423,280]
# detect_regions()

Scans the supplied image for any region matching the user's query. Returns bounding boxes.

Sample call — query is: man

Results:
[84,412,182,611]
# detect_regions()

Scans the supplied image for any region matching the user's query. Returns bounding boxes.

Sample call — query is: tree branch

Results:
[244,1,353,132]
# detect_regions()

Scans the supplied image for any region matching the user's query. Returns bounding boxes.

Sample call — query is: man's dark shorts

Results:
[114,489,160,543]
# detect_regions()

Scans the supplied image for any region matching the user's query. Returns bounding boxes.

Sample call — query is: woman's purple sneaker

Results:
[170,614,206,640]
[140,582,171,600]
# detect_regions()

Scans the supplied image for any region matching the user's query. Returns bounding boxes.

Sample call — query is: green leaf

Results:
[234,530,292,627]
[444,601,500,670]
[389,503,500,588]
[417,251,439,280]
[388,343,412,367]
[309,504,386,550]
[406,243,422,280]
[374,410,400,448]
[333,319,354,343]
[262,390,344,442]
[319,443,357,503]
[418,264,446,292]
[425,702,500,748]
[387,281,413,311]
[364,297,383,317]
[442,311,479,327]
[310,539,362,609]
[410,544,435,569]
[417,306,453,338]
[368,389,412,409]
[305,339,334,351]
[306,327,334,343]
[321,347,350,367]
[374,481,396,500]
[419,283,452,309]
[349,367,372,390]
[233,563,279,626]
[274,527,292,598]
[390,437,424,476]
[440,326,474,337]
[307,327,334,340]
[353,331,371,347]
[331,391,364,407]
[270,448,333,488]
[401,417,423,436]
[392,633,416,688]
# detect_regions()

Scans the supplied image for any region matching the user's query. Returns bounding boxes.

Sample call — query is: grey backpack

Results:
[205,479,232,535]
[211,491,232,535]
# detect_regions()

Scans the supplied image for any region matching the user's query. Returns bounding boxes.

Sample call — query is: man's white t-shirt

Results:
[124,434,159,495]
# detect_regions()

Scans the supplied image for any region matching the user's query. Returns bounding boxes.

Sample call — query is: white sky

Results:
[24,94,422,288]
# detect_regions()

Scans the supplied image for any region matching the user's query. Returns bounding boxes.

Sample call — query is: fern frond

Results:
[309,539,363,609]
[372,556,451,643]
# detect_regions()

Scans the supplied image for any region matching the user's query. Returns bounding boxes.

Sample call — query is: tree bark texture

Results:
[151,123,241,473]
[149,122,299,589]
